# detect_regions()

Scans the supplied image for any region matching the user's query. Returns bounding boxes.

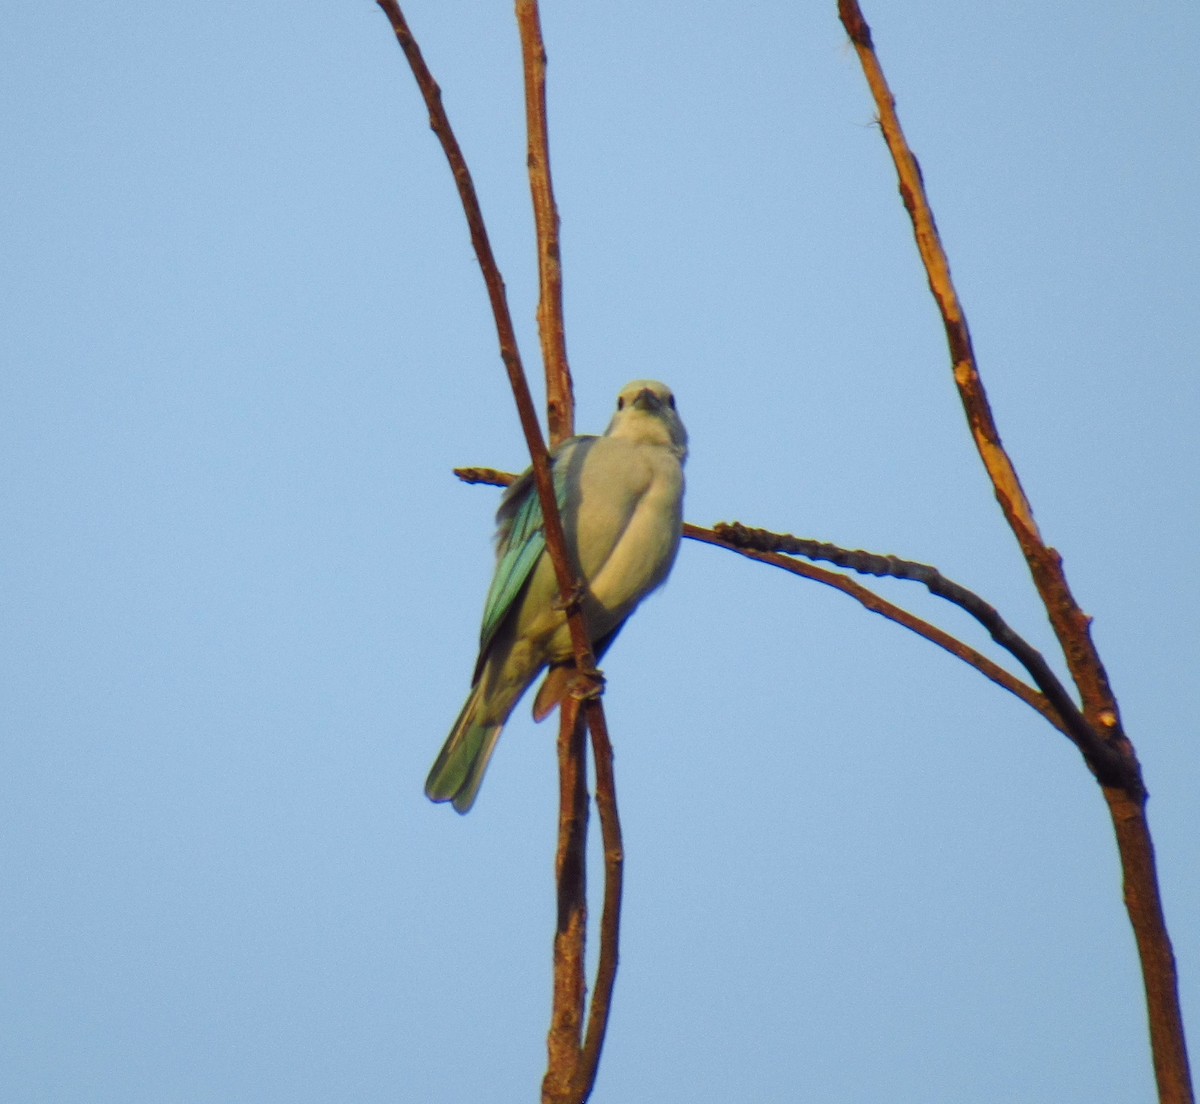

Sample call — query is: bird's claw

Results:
[568,667,606,702]
[552,584,586,613]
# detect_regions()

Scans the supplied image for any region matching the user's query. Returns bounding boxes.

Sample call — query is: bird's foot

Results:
[568,667,606,702]
[551,583,586,614]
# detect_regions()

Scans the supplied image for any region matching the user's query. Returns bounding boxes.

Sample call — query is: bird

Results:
[425,380,688,813]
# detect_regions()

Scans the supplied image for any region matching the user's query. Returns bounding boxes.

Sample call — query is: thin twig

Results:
[453,470,1066,737]
[712,522,1122,779]
[837,4,1191,1100]
[453,466,516,487]
[577,703,623,1100]
[686,524,1065,733]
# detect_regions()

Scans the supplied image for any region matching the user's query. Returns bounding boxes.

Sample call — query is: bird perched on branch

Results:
[426,380,688,813]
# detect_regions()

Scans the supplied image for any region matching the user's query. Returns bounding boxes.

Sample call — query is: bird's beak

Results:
[632,388,660,411]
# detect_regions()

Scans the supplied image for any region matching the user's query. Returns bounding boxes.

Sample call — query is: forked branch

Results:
[837,3,1192,1099]
[377,5,620,1101]
[382,3,1190,1099]
[514,5,623,1101]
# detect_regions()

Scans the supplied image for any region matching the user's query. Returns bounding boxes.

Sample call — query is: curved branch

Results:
[377,17,615,1103]
[577,703,623,1101]
[458,464,1194,1098]
[836,4,1191,1100]
[711,522,1125,782]
[836,0,1129,750]
[453,470,1067,738]
[376,1,602,766]
[686,523,1064,734]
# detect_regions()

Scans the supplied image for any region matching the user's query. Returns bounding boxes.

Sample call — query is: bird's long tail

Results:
[424,683,504,814]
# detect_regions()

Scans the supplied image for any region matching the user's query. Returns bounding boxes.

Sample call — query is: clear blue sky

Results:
[3,2,1197,1101]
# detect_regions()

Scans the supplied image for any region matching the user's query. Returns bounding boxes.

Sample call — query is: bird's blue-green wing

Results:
[478,472,544,653]
[476,443,583,657]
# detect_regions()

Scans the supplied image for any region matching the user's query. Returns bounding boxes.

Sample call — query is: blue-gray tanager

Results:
[426,380,688,813]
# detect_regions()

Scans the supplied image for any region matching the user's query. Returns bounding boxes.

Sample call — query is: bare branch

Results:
[837,4,1192,1099]
[711,522,1125,782]
[377,14,614,1101]
[454,469,1067,739]
[454,466,514,487]
[393,4,1191,1096]
[543,700,588,1103]
[514,5,622,1099]
[457,453,1192,1096]
[516,0,574,446]
[577,705,623,1101]
[686,523,1064,733]
[376,0,602,769]
[835,0,1128,747]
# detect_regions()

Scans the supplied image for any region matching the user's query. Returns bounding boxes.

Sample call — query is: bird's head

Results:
[604,380,688,458]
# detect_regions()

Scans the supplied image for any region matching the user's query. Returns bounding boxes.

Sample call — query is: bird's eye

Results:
[617,397,625,410]
[667,394,676,409]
